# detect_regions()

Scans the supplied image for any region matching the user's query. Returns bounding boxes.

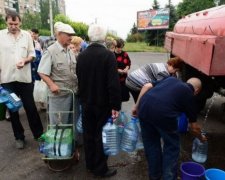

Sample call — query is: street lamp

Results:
[49,0,53,36]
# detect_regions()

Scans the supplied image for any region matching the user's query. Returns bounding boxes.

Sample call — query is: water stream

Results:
[201,93,218,132]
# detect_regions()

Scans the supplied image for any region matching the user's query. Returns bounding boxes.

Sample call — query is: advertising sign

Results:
[137,8,170,30]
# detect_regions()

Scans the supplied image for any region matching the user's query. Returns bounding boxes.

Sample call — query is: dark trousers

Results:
[82,104,110,175]
[140,119,180,180]
[2,82,43,140]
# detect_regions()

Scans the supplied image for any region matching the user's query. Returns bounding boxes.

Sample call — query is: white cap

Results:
[54,22,75,35]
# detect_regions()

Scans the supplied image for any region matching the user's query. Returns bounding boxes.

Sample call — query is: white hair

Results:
[88,24,107,42]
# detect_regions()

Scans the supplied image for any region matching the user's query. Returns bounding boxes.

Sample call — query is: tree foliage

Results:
[54,14,88,38]
[218,0,225,5]
[39,0,59,29]
[21,12,42,30]
[176,0,215,18]
[0,14,6,30]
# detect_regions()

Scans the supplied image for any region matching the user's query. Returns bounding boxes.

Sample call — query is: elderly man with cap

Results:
[38,22,78,129]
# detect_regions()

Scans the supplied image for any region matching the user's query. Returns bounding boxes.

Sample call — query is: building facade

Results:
[0,0,65,17]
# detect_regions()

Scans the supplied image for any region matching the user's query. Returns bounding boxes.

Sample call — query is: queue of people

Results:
[0,11,207,180]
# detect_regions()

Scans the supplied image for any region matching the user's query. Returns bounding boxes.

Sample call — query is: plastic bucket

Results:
[177,113,188,133]
[180,162,205,180]
[205,168,225,180]
[0,103,6,121]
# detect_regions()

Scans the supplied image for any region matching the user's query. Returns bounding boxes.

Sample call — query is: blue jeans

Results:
[139,119,180,180]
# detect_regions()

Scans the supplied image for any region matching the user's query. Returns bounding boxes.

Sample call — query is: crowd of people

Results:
[0,11,207,179]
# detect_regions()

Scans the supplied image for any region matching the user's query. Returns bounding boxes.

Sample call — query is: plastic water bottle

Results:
[76,105,83,133]
[116,111,128,145]
[121,117,139,152]
[102,118,119,156]
[192,133,208,163]
[117,111,128,134]
[0,87,8,103]
[39,143,45,153]
[136,118,144,150]
[0,86,23,112]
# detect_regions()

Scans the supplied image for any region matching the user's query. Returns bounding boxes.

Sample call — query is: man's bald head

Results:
[187,77,202,95]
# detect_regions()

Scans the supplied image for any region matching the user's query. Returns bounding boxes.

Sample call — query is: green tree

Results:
[54,14,88,38]
[130,23,138,35]
[152,0,160,9]
[145,0,161,46]
[21,12,42,30]
[176,0,215,18]
[0,14,6,30]
[39,0,59,29]
[166,1,178,31]
[218,0,225,5]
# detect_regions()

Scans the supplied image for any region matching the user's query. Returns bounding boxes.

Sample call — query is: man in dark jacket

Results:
[76,24,121,178]
[132,77,207,180]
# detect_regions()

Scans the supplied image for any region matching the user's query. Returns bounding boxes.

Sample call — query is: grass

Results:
[124,42,166,53]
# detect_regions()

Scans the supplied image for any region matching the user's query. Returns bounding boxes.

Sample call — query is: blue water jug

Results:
[0,86,23,112]
[102,118,119,156]
[121,117,139,152]
[76,105,83,133]
[192,132,208,163]
[136,118,144,150]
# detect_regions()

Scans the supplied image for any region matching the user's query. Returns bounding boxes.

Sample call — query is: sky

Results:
[65,0,182,39]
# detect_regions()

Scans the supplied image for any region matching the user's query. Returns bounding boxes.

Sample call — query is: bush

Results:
[126,33,144,42]
[39,29,51,36]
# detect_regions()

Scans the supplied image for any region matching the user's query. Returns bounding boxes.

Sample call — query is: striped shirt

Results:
[126,63,170,91]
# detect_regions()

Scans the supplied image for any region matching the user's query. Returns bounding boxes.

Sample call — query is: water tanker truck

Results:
[164,5,225,111]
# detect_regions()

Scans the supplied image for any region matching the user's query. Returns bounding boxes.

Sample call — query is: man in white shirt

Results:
[0,11,43,149]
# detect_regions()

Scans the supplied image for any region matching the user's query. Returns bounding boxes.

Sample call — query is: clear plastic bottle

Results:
[136,118,144,150]
[117,111,128,134]
[76,105,83,133]
[0,86,8,103]
[0,86,23,112]
[102,118,119,156]
[192,133,208,163]
[121,117,139,152]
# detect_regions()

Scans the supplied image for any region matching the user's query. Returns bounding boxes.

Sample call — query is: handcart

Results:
[39,88,78,172]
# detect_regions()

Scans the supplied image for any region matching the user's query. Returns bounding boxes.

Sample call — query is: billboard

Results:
[137,8,170,30]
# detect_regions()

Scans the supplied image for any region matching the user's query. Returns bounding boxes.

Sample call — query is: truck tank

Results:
[164,5,225,111]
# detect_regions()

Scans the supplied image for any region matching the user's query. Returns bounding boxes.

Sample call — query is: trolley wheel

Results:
[46,159,73,172]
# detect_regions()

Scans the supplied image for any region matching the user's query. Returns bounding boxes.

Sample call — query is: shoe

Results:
[34,133,44,142]
[5,117,11,121]
[15,139,25,149]
[94,168,117,178]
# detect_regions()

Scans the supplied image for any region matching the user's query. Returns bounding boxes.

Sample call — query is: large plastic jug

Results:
[76,105,83,133]
[0,86,23,112]
[192,133,208,163]
[136,118,144,150]
[121,117,139,152]
[40,127,73,158]
[102,118,119,156]
[116,111,128,134]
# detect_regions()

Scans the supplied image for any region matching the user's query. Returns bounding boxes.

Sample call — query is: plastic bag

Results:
[33,80,47,103]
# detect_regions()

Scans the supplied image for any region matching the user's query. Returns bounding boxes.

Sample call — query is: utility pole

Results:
[49,0,53,36]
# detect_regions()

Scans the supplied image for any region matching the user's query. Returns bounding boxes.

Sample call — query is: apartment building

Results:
[0,0,65,17]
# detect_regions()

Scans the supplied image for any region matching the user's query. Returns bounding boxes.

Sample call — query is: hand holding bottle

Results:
[189,122,207,142]
[111,109,119,121]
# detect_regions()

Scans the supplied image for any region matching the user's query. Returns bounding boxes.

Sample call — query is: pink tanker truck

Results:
[164,5,225,111]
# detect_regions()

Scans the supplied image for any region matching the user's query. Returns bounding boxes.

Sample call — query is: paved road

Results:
[0,52,224,180]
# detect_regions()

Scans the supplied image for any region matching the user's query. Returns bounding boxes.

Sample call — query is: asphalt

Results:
[0,52,225,180]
